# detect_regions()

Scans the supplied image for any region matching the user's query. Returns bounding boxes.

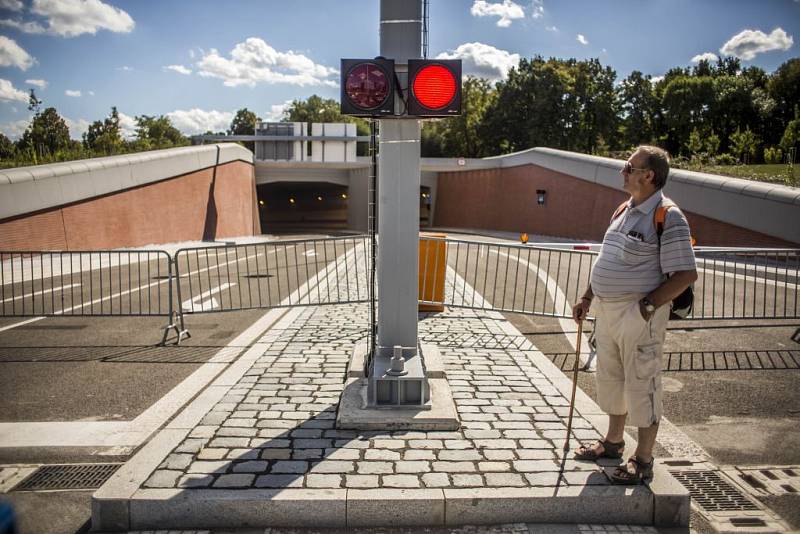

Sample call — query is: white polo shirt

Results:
[590,190,696,297]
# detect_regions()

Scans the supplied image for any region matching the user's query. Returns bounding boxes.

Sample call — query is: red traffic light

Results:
[413,64,457,110]
[341,58,395,117]
[408,59,462,117]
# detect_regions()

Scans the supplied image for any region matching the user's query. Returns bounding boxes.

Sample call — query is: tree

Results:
[619,70,657,148]
[134,115,187,149]
[18,107,71,159]
[27,88,42,114]
[0,133,15,160]
[686,127,704,156]
[768,58,800,126]
[229,108,259,135]
[780,118,800,159]
[84,106,123,155]
[729,127,759,164]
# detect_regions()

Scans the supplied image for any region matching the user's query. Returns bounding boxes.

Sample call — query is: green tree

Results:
[768,58,800,126]
[84,106,123,155]
[705,131,721,156]
[780,118,800,158]
[0,133,15,159]
[729,127,759,164]
[229,108,260,135]
[619,70,657,147]
[18,107,71,159]
[686,127,704,156]
[134,115,188,149]
[658,75,715,155]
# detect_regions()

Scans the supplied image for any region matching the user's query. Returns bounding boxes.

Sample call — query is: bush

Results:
[764,147,783,164]
[712,153,738,165]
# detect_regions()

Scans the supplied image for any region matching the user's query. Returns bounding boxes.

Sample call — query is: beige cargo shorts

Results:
[593,293,670,428]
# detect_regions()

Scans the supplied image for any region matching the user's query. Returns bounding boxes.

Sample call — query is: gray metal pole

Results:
[371,0,425,404]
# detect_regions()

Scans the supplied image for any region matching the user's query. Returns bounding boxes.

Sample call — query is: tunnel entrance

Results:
[257,182,348,233]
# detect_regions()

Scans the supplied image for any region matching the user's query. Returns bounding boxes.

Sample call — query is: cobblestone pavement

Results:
[141,304,606,492]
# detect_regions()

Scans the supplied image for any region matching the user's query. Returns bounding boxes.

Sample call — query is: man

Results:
[572,145,697,484]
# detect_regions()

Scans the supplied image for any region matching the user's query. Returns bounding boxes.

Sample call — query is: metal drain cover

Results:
[12,463,121,491]
[670,470,759,512]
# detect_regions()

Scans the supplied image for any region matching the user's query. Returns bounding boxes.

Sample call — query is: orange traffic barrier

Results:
[419,232,447,312]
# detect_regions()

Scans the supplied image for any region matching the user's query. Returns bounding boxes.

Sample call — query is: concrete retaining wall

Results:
[0,144,258,251]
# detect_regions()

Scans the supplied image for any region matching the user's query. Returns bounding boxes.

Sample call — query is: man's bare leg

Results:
[635,423,659,462]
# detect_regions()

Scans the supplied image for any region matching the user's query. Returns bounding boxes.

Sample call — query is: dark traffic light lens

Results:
[345,63,390,110]
[412,64,456,110]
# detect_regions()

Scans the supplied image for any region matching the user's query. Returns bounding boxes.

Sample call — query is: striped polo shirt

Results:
[590,190,696,297]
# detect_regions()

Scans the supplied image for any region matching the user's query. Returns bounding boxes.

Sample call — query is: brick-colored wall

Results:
[0,160,258,251]
[434,164,797,247]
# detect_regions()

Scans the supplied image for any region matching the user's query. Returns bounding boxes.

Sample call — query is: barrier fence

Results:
[1,238,798,345]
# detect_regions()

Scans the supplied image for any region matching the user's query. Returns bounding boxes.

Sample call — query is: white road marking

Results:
[0,244,356,448]
[181,283,234,312]
[0,316,45,333]
[0,283,82,304]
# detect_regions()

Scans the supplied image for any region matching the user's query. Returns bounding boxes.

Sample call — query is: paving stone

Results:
[452,474,484,487]
[382,475,421,488]
[345,475,379,488]
[524,472,562,486]
[516,449,556,460]
[372,439,405,449]
[464,430,502,439]
[232,461,269,473]
[356,462,393,475]
[177,474,214,488]
[483,450,516,461]
[293,449,323,460]
[404,450,436,461]
[305,474,342,488]
[418,472,449,488]
[485,472,526,487]
[213,474,254,488]
[216,427,257,437]
[159,454,192,470]
[175,438,208,453]
[208,437,250,448]
[438,450,482,461]
[260,449,292,460]
[364,449,401,461]
[250,438,292,448]
[478,461,511,472]
[187,461,230,474]
[474,439,516,449]
[144,470,181,488]
[270,461,309,474]
[394,461,431,474]
[324,448,361,461]
[310,461,354,474]
[408,439,443,449]
[432,461,476,473]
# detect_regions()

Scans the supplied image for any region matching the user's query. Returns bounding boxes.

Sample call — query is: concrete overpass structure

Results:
[2,135,799,250]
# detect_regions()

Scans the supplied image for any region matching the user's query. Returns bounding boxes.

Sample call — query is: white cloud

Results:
[117,111,136,139]
[0,0,24,11]
[264,100,293,122]
[87,90,94,96]
[650,75,664,84]
[545,25,558,32]
[0,36,35,70]
[530,0,544,19]
[196,37,337,88]
[164,64,191,75]
[25,78,47,89]
[117,65,132,71]
[470,0,524,28]
[436,42,520,81]
[0,78,29,103]
[0,118,31,139]
[691,52,718,64]
[720,28,793,60]
[576,34,589,45]
[64,116,89,139]
[2,0,135,37]
[188,49,195,59]
[166,108,234,135]
[65,89,81,97]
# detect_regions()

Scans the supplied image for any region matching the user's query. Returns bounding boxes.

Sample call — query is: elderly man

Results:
[572,145,697,484]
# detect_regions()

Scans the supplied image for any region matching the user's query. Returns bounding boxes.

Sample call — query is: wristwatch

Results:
[641,297,656,319]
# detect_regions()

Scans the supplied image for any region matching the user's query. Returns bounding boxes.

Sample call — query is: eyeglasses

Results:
[621,161,650,175]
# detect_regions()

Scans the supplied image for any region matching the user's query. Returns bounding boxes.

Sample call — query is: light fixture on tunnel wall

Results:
[259,200,265,206]
[536,189,546,206]
[341,193,347,199]
[317,196,323,201]
[289,198,296,204]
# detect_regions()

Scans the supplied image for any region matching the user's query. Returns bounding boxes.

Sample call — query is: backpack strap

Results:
[654,198,677,238]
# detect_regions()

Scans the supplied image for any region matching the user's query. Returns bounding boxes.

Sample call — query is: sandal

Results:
[573,439,625,461]
[608,455,654,485]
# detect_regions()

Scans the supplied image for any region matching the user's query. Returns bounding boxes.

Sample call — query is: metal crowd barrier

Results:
[1,239,797,346]
[421,238,800,321]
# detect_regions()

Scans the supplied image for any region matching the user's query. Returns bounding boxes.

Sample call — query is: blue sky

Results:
[1,0,798,140]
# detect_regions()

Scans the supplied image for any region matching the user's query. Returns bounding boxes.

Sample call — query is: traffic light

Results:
[340,58,395,117]
[407,59,461,117]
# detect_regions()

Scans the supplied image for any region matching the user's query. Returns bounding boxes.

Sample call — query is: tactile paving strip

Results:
[669,470,759,512]
[12,464,121,491]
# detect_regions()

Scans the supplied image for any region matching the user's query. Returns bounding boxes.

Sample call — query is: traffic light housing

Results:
[340,58,395,117]
[407,59,461,117]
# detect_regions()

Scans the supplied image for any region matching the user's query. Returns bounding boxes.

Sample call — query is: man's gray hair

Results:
[637,145,670,189]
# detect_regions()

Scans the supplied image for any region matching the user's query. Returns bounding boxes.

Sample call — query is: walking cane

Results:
[563,318,583,452]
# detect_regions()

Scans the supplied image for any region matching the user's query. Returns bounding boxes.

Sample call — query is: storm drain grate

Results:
[670,470,759,512]
[12,463,121,491]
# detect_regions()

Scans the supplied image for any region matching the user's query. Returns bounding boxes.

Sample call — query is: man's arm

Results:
[645,269,697,311]
[572,284,594,323]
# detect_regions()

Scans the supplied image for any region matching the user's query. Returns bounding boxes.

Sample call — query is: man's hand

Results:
[572,298,591,324]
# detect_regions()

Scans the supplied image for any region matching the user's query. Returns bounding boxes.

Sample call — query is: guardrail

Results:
[2,239,797,345]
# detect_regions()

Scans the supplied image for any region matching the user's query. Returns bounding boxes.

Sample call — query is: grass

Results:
[696,163,798,187]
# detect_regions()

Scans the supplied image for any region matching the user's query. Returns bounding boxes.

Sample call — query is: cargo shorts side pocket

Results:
[634,342,661,381]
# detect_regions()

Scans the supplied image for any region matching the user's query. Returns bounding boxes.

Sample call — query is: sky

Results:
[0,0,798,140]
